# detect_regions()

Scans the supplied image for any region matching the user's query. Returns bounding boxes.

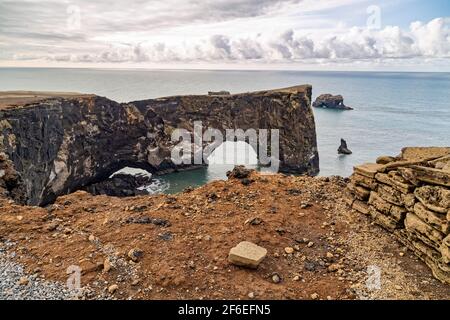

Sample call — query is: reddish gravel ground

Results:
[0,171,449,300]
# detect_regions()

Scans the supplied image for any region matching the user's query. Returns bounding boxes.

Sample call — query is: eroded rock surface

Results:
[82,173,152,197]
[347,147,450,285]
[0,86,319,205]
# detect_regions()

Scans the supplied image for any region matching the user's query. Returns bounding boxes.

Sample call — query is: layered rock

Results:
[0,86,319,205]
[313,94,353,110]
[346,147,450,284]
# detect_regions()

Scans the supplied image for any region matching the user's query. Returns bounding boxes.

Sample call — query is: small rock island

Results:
[313,94,353,110]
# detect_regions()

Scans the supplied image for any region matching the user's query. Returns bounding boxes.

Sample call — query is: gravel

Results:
[0,242,77,300]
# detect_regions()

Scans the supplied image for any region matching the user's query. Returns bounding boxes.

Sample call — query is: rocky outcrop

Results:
[346,147,450,284]
[208,91,230,96]
[82,173,152,197]
[313,94,353,110]
[0,86,319,205]
[338,139,352,155]
[0,152,26,202]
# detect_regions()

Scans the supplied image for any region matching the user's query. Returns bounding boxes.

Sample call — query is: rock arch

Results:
[0,85,319,205]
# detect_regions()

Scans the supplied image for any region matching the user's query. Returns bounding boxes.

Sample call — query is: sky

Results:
[0,0,449,71]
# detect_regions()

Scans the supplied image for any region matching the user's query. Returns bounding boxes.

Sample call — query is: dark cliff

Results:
[0,86,319,206]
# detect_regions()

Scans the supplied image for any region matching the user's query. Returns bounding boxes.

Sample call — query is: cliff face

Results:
[0,86,319,206]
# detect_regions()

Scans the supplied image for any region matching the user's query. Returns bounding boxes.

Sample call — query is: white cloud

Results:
[0,0,449,69]
[36,17,448,65]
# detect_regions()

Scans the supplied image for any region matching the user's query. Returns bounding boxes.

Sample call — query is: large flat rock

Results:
[401,147,450,161]
[228,241,267,269]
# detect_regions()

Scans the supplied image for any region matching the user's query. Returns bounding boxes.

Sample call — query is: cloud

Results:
[46,17,448,64]
[0,0,449,68]
[0,0,303,36]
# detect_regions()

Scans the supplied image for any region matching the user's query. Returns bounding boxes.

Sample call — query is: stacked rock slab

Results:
[346,147,450,285]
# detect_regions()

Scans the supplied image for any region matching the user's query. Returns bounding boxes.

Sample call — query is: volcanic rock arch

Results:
[0,85,319,206]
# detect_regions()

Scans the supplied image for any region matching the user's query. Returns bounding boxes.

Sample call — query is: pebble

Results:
[103,258,112,272]
[304,261,316,271]
[248,292,255,299]
[272,274,281,284]
[108,284,118,294]
[18,276,29,286]
[128,248,144,262]
[0,252,79,300]
[131,279,140,286]
[328,263,343,272]
[284,247,294,254]
[311,293,319,300]
[307,242,314,248]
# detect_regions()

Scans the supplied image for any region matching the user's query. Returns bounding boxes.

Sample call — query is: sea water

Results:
[1,68,449,193]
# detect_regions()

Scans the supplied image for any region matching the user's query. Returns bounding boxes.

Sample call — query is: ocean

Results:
[1,68,449,194]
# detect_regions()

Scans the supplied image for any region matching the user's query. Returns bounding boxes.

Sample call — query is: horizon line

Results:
[1,65,450,74]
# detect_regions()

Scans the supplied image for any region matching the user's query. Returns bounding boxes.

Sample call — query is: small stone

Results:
[304,260,316,271]
[103,258,112,272]
[326,252,334,259]
[307,241,314,248]
[18,276,29,285]
[16,215,23,221]
[284,247,294,254]
[311,293,319,300]
[395,285,402,290]
[272,274,281,284]
[248,292,255,299]
[108,284,118,294]
[228,241,267,269]
[131,279,140,286]
[128,248,144,262]
[245,217,262,225]
[399,252,405,257]
[293,275,300,281]
[328,263,343,272]
[88,234,97,242]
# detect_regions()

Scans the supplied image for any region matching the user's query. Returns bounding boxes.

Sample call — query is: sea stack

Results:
[338,139,352,155]
[313,94,353,110]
